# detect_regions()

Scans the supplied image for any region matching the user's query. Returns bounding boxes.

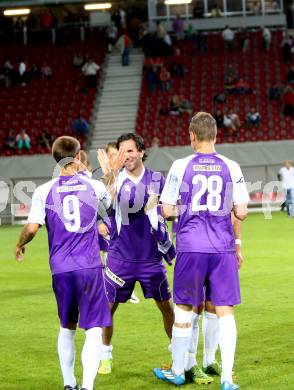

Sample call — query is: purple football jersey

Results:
[28,174,111,274]
[160,153,250,253]
[108,167,165,262]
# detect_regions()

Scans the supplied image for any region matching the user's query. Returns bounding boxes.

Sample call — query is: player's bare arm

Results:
[231,213,244,269]
[233,203,248,221]
[15,223,39,262]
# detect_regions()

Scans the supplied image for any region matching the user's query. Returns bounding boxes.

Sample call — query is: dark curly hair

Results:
[116,133,148,162]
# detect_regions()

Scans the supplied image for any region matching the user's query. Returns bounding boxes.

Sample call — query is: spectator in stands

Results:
[247,107,261,126]
[18,59,28,86]
[185,24,195,40]
[5,130,16,151]
[16,129,31,150]
[73,52,84,68]
[210,4,222,17]
[119,7,126,29]
[151,137,160,148]
[222,26,235,51]
[193,2,204,18]
[262,27,272,51]
[224,64,239,83]
[282,85,294,117]
[38,129,52,151]
[223,109,241,132]
[3,58,15,86]
[250,0,261,15]
[179,96,193,114]
[156,21,166,39]
[111,9,122,30]
[147,67,157,92]
[287,65,294,83]
[41,62,52,79]
[213,90,227,104]
[82,58,100,88]
[240,28,250,52]
[168,95,181,115]
[31,63,41,79]
[40,10,53,28]
[159,67,172,91]
[162,33,173,56]
[282,33,293,64]
[173,15,184,41]
[268,84,283,100]
[235,78,253,94]
[195,30,207,53]
[168,95,192,115]
[213,109,224,128]
[117,31,132,66]
[72,115,90,136]
[170,48,185,77]
[106,23,118,52]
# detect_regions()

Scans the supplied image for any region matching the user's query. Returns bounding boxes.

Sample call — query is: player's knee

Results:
[174,305,193,328]
[65,322,77,330]
[205,300,216,313]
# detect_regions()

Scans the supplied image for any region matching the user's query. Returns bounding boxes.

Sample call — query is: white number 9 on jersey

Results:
[62,195,81,232]
[192,174,223,212]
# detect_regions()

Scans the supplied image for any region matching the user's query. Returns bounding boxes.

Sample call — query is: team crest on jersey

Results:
[124,185,131,192]
[158,215,165,224]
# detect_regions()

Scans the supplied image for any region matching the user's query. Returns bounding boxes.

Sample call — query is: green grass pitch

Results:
[0,212,294,390]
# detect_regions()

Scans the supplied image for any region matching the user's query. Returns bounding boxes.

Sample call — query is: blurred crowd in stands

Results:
[1,2,294,154]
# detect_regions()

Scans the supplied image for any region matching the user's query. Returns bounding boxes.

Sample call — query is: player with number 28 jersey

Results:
[161,153,249,254]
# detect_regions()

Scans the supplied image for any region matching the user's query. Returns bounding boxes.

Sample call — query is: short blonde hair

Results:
[189,112,217,141]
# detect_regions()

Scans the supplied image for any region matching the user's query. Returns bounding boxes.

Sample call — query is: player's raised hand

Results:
[97,149,111,175]
[110,147,126,172]
[15,244,25,262]
[236,246,244,269]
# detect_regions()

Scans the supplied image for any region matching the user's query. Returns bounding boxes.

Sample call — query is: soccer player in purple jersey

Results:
[99,133,174,372]
[14,136,117,390]
[153,112,249,390]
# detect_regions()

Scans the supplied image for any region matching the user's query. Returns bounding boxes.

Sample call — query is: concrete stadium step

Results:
[89,48,144,149]
[96,113,136,120]
[99,100,139,108]
[94,124,135,132]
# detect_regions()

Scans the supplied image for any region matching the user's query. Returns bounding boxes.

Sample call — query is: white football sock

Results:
[82,327,102,390]
[101,344,113,360]
[57,327,76,388]
[171,326,192,376]
[202,311,219,368]
[185,312,200,371]
[218,315,237,384]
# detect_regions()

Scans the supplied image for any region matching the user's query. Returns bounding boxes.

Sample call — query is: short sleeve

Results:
[92,180,112,210]
[160,161,182,205]
[231,162,250,204]
[27,187,46,225]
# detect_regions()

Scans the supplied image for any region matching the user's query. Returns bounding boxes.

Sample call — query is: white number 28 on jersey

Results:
[192,174,223,212]
[62,195,81,232]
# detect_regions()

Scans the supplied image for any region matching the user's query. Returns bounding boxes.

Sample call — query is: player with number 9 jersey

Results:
[28,173,111,275]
